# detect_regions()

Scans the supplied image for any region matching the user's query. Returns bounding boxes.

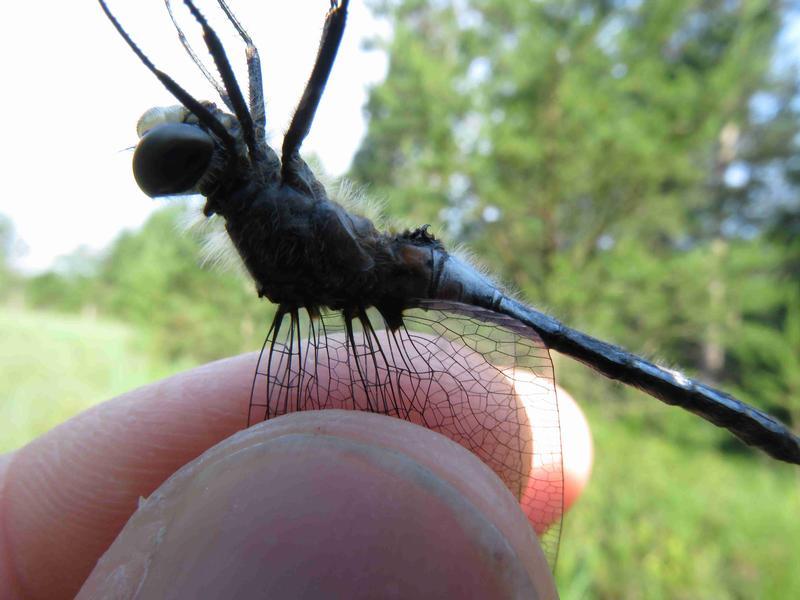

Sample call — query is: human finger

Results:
[78,410,558,599]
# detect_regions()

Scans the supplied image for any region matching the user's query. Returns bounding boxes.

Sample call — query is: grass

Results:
[1,307,797,597]
[0,306,191,453]
[555,365,800,599]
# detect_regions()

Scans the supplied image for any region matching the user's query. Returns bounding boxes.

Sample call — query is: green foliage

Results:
[353,0,800,595]
[556,398,800,599]
[26,271,97,313]
[2,309,797,598]
[18,203,273,363]
[0,307,190,453]
[0,214,20,300]
[0,214,11,265]
[354,0,798,414]
[92,204,273,362]
[24,247,102,312]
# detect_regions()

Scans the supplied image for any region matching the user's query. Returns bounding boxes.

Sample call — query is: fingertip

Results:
[4,354,257,599]
[557,386,593,511]
[79,411,557,599]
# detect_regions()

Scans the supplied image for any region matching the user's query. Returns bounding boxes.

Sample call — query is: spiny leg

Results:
[313,310,329,410]
[359,313,393,412]
[399,320,441,420]
[166,0,273,166]
[344,311,375,411]
[307,311,324,409]
[292,308,306,412]
[281,309,299,416]
[249,323,272,427]
[182,0,263,163]
[250,308,284,424]
[358,310,390,414]
[98,0,237,159]
[342,315,358,409]
[383,324,425,419]
[165,0,232,110]
[281,0,349,184]
[270,309,295,417]
[297,313,315,408]
[215,0,266,146]
[359,308,404,417]
[265,308,287,420]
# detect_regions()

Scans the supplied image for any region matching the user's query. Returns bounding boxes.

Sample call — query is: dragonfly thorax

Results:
[219,177,440,322]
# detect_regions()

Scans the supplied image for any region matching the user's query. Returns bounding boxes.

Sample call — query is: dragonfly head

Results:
[133,104,247,198]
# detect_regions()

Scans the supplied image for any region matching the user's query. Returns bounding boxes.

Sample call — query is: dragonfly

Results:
[98,0,800,568]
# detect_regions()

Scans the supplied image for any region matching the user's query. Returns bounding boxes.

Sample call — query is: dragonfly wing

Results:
[249,300,563,566]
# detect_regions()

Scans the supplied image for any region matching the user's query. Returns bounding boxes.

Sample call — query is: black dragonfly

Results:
[98,0,800,567]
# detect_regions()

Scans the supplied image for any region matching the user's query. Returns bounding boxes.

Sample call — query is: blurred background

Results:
[1,0,799,597]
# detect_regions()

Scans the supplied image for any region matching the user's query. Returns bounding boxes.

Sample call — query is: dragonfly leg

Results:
[343,309,377,412]
[182,0,263,164]
[165,0,232,110]
[358,308,405,417]
[215,0,267,148]
[281,1,350,188]
[98,0,238,163]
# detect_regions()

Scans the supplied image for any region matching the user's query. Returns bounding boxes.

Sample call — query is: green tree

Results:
[353,0,795,412]
[0,214,21,301]
[25,246,100,312]
[352,1,800,596]
[95,204,272,361]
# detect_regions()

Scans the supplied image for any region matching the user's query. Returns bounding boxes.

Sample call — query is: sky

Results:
[0,2,388,273]
[3,3,800,274]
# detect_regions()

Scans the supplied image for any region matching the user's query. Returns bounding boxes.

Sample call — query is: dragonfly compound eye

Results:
[133,123,214,197]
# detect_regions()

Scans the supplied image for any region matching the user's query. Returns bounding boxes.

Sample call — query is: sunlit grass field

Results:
[1,307,797,598]
[0,307,190,453]
[556,389,800,599]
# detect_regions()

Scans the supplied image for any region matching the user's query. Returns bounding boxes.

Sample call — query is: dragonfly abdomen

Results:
[498,295,800,464]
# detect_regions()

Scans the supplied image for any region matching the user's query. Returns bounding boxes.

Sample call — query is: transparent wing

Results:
[249,299,563,566]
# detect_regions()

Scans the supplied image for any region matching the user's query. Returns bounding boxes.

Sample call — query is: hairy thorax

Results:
[217,179,440,320]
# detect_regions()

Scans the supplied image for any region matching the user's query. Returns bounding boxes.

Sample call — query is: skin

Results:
[0,352,592,600]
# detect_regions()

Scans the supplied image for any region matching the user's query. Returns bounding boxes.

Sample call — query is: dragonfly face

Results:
[132,103,263,200]
[134,106,216,196]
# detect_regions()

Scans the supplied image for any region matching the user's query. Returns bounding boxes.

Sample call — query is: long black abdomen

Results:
[498,295,800,464]
[426,251,800,464]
